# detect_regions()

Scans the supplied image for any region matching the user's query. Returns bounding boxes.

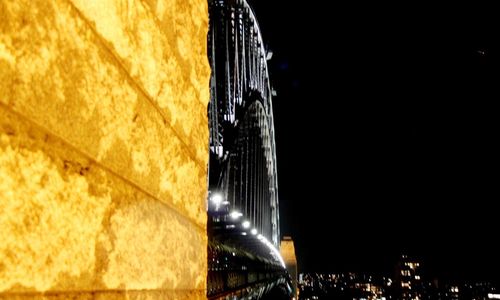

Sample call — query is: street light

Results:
[210,193,223,206]
[242,220,250,229]
[230,211,243,220]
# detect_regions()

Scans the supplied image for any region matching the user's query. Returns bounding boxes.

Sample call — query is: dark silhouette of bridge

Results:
[207,0,291,298]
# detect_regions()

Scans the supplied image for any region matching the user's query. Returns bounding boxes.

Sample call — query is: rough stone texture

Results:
[0,0,209,298]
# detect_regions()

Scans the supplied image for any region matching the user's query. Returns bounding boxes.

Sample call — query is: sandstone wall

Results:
[281,237,298,298]
[0,0,210,298]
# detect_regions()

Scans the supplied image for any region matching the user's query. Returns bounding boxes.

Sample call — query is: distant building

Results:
[281,236,298,298]
[440,281,499,300]
[298,272,390,300]
[395,255,423,300]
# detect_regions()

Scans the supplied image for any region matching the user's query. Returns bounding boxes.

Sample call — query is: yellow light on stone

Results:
[0,0,210,298]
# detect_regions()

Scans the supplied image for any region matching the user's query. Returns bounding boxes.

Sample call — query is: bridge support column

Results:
[281,237,298,299]
[0,0,210,298]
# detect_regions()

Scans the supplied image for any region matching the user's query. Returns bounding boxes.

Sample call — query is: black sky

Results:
[248,1,499,283]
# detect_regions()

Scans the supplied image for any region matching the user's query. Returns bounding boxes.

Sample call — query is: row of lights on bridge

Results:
[209,192,285,268]
[211,193,259,236]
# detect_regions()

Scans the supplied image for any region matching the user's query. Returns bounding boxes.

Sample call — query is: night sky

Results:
[248,1,499,283]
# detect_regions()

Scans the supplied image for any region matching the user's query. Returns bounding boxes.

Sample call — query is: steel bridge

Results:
[207,0,291,298]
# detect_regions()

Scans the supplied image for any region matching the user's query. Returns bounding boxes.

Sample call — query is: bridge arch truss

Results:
[208,0,280,247]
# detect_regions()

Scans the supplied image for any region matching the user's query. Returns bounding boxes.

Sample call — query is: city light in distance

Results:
[250,228,258,235]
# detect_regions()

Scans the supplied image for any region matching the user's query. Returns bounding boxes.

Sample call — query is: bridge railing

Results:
[208,213,291,299]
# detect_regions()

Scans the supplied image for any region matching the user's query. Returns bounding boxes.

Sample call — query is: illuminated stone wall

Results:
[281,236,298,298]
[0,0,210,299]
